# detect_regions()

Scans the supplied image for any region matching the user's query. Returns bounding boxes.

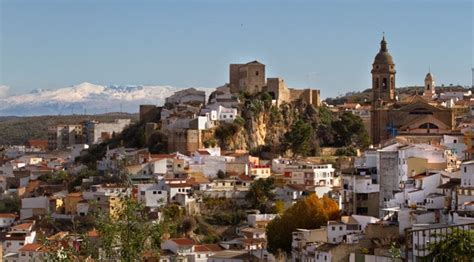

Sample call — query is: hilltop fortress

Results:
[229,60,320,107]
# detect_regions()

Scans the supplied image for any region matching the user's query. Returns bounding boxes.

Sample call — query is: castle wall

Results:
[229,64,243,93]
[167,129,202,154]
[239,63,265,94]
[266,78,289,104]
[139,105,161,123]
[288,88,321,107]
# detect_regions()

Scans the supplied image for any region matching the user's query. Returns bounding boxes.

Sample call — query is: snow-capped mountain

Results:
[0,82,211,116]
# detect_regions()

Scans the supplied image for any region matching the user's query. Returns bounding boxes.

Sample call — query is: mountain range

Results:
[0,82,211,116]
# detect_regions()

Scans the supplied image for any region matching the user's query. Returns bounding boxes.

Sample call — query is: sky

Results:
[0,0,473,99]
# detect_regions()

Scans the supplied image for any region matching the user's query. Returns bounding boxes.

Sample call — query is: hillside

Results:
[324,85,472,105]
[0,113,138,145]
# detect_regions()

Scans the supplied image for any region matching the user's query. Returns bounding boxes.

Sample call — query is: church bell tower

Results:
[371,35,396,145]
[371,35,396,107]
[423,72,435,98]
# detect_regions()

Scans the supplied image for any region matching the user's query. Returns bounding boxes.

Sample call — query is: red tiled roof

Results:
[286,184,306,191]
[18,243,44,252]
[12,222,33,230]
[238,174,253,181]
[26,140,48,148]
[195,244,223,252]
[197,150,210,155]
[167,183,193,188]
[0,213,16,219]
[170,238,195,246]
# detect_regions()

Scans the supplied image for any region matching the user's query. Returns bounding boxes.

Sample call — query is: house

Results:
[284,164,335,188]
[314,243,338,262]
[291,228,327,260]
[137,183,168,209]
[64,192,83,215]
[20,196,50,219]
[161,238,195,260]
[193,244,223,262]
[276,184,306,207]
[249,165,271,179]
[0,213,17,230]
[2,222,36,254]
[341,167,379,217]
[208,250,260,262]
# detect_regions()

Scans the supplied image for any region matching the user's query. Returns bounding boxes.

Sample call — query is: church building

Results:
[370,36,457,145]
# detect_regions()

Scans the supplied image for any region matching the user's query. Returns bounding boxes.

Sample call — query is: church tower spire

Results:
[371,34,396,107]
[423,71,435,99]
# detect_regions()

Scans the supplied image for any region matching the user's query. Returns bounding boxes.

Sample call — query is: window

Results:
[256,71,259,76]
[333,238,336,242]
[153,191,157,195]
[339,226,343,230]
[332,226,335,230]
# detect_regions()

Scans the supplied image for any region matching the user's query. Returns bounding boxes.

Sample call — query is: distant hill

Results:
[324,85,472,105]
[0,82,213,116]
[0,113,138,145]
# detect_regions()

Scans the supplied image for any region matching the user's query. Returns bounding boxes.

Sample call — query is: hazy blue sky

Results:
[1,0,473,98]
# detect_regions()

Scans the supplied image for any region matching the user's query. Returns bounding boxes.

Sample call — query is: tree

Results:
[0,195,20,213]
[180,217,197,237]
[216,170,228,179]
[245,178,276,213]
[426,228,474,261]
[266,194,340,254]
[282,119,313,157]
[332,112,370,148]
[93,197,164,261]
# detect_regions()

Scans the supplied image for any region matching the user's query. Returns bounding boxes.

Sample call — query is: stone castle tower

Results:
[423,72,435,98]
[371,36,396,107]
[371,36,396,145]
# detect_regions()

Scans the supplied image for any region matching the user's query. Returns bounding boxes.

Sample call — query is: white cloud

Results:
[0,85,10,98]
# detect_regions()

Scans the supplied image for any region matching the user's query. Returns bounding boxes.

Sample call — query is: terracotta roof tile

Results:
[18,243,44,252]
[170,238,194,246]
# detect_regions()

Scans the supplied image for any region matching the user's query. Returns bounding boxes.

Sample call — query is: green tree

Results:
[266,194,339,254]
[94,197,164,261]
[282,119,313,157]
[245,178,276,213]
[0,195,20,213]
[426,228,474,261]
[332,112,370,148]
